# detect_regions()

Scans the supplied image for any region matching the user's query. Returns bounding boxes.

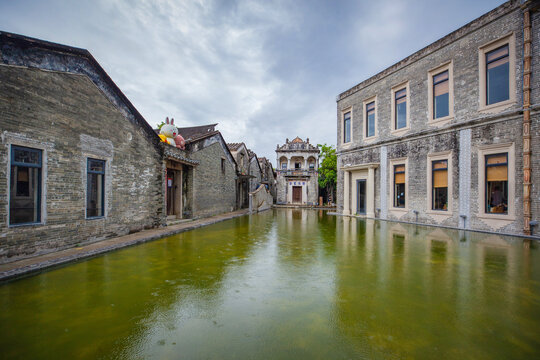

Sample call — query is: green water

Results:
[1,210,540,359]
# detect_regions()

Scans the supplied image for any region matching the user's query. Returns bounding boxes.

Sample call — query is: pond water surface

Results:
[1,210,540,359]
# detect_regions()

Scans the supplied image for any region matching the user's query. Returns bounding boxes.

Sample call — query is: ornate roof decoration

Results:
[276,137,319,153]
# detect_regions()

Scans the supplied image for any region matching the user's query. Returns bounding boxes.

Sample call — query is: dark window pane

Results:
[485,153,508,214]
[344,111,351,143]
[486,45,509,105]
[88,159,105,173]
[394,165,406,208]
[367,113,375,137]
[396,99,407,129]
[87,172,104,217]
[434,93,449,118]
[433,187,448,210]
[10,165,41,224]
[13,147,41,165]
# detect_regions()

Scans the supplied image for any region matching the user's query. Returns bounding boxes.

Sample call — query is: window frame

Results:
[477,143,515,222]
[389,157,408,214]
[86,158,106,219]
[362,95,377,142]
[478,33,516,113]
[428,61,454,125]
[484,152,508,215]
[390,81,410,135]
[9,145,43,226]
[426,151,453,217]
[341,107,353,146]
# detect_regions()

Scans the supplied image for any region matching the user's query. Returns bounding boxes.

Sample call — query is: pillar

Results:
[367,166,375,218]
[343,170,350,215]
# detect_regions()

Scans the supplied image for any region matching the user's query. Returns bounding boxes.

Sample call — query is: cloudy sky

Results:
[1,0,502,164]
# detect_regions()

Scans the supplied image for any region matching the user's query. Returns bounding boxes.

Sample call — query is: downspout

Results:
[522,4,532,235]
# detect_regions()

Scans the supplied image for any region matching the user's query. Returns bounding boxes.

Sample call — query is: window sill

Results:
[86,216,106,221]
[479,99,516,114]
[363,136,377,144]
[428,116,454,127]
[476,212,515,221]
[9,221,44,228]
[391,127,410,137]
[426,209,452,216]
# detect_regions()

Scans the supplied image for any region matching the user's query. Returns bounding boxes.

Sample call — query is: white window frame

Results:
[362,95,378,143]
[389,157,408,215]
[428,61,454,126]
[341,106,353,146]
[477,142,515,221]
[426,151,453,217]
[391,81,410,135]
[478,33,516,113]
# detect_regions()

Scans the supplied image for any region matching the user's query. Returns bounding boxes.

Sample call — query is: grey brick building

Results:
[336,0,540,236]
[0,32,240,262]
[276,137,320,205]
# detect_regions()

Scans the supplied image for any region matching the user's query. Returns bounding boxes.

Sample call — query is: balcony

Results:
[278,169,317,177]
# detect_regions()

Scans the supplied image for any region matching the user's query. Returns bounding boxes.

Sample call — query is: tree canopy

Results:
[317,143,337,195]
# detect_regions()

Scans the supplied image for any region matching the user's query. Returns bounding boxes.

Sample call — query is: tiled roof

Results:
[291,136,303,143]
[177,123,217,140]
[227,142,244,151]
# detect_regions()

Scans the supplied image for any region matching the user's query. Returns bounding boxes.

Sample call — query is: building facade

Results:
[0,33,242,262]
[335,0,540,236]
[276,137,320,205]
[258,157,277,201]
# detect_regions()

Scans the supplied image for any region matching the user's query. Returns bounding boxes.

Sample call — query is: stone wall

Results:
[189,135,237,218]
[249,185,273,213]
[0,65,164,262]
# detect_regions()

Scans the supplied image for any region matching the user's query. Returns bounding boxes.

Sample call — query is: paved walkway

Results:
[0,209,250,282]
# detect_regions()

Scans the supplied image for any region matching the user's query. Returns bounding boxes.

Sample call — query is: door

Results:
[356,179,366,214]
[166,169,175,216]
[292,186,302,203]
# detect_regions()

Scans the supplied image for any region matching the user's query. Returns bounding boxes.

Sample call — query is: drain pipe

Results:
[530,221,539,236]
[460,214,467,229]
[376,208,381,218]
[413,210,419,223]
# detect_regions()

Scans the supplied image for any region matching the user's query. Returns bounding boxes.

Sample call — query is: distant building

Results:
[258,157,277,201]
[227,143,261,209]
[276,137,320,205]
[335,0,540,236]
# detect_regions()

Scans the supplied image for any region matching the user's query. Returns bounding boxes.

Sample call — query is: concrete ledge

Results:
[330,212,540,241]
[273,204,336,210]
[0,209,250,283]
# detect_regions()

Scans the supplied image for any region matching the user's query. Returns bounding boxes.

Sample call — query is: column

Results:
[367,166,375,218]
[343,170,350,215]
[288,157,291,169]
[304,157,307,170]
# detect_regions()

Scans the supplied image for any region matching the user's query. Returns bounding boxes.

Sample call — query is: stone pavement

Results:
[0,209,250,283]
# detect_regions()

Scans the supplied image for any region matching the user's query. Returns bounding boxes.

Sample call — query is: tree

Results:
[317,143,337,204]
[156,121,165,130]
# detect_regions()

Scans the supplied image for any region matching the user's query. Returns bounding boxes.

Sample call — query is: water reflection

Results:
[0,211,539,359]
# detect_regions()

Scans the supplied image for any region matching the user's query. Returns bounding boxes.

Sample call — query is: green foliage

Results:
[317,143,337,192]
[157,121,165,130]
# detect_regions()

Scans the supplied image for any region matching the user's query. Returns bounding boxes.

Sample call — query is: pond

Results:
[1,210,540,359]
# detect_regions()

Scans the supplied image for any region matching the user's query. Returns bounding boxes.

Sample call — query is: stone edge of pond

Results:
[329,212,540,241]
[0,209,254,284]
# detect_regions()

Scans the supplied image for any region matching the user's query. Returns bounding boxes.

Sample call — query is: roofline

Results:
[336,0,519,101]
[0,31,161,146]
[187,130,238,168]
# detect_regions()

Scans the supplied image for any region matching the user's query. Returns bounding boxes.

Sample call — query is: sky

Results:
[0,0,503,165]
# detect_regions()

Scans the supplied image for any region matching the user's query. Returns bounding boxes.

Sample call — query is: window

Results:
[281,162,287,170]
[477,143,515,223]
[221,158,226,174]
[432,160,448,211]
[391,82,409,133]
[433,71,449,119]
[10,145,42,225]
[87,158,105,218]
[486,45,509,105]
[395,89,407,130]
[479,34,516,112]
[428,61,454,124]
[295,162,301,169]
[485,153,508,214]
[343,111,351,143]
[366,101,375,138]
[309,162,315,170]
[394,164,406,208]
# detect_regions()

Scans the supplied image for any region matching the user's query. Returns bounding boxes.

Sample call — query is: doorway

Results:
[292,186,302,203]
[166,168,182,218]
[356,179,366,215]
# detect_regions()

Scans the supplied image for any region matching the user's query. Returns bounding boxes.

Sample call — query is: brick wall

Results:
[0,66,164,262]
